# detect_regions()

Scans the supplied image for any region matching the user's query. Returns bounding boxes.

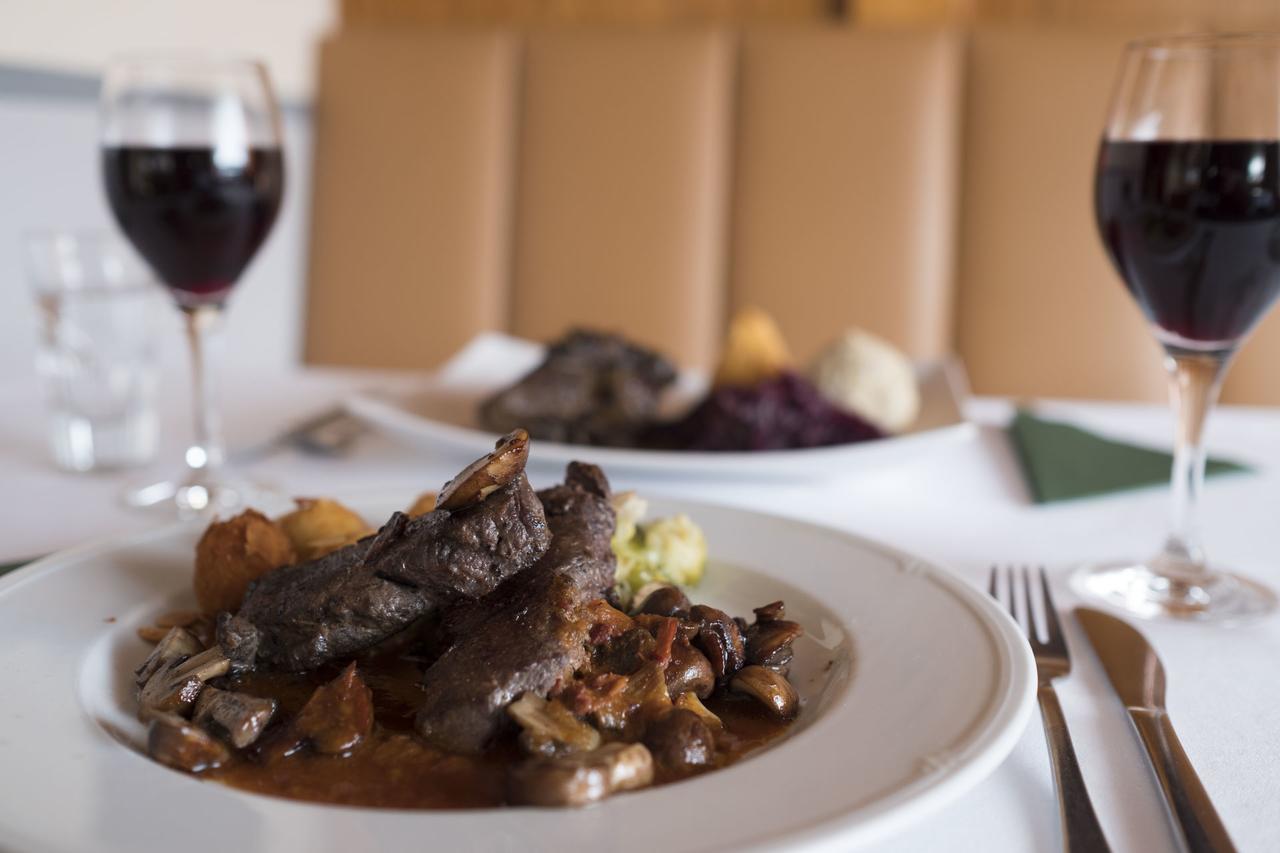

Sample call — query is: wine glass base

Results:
[122,473,281,519]
[1072,559,1277,624]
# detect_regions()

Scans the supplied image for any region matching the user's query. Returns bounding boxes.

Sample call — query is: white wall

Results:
[0,0,336,100]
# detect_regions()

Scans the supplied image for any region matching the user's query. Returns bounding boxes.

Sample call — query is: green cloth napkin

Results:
[1008,409,1250,504]
[0,557,33,578]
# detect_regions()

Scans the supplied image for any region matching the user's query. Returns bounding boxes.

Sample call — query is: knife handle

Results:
[1129,710,1237,853]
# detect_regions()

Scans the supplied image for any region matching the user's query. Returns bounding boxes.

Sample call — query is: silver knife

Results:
[1075,607,1237,853]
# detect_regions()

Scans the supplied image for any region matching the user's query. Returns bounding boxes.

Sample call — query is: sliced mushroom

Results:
[664,640,714,699]
[753,600,786,623]
[138,646,231,721]
[643,708,715,772]
[675,691,724,731]
[689,605,745,685]
[633,584,690,618]
[214,612,260,675]
[192,687,277,749]
[745,619,804,673]
[507,692,602,757]
[293,661,373,754]
[436,429,530,511]
[134,626,201,689]
[730,665,800,721]
[147,713,230,773]
[507,742,654,807]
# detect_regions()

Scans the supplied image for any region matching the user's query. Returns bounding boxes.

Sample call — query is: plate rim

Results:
[0,494,1034,851]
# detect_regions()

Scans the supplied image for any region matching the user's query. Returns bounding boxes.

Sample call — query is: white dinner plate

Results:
[345,333,977,481]
[0,493,1033,853]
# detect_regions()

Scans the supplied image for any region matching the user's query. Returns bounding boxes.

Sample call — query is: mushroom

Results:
[745,619,804,674]
[664,640,715,699]
[293,661,373,754]
[689,605,745,685]
[137,646,231,722]
[436,429,530,511]
[507,693,602,756]
[643,708,715,772]
[134,626,201,689]
[753,600,786,623]
[147,713,230,773]
[730,665,800,721]
[507,742,655,807]
[192,687,278,749]
[633,584,690,618]
[675,692,724,732]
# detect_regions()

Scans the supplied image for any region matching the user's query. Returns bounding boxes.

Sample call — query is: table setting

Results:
[3,28,1280,853]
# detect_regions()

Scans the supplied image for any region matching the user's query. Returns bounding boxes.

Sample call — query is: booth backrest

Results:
[304,25,1279,404]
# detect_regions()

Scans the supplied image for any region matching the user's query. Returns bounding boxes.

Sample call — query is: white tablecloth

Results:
[3,368,1278,852]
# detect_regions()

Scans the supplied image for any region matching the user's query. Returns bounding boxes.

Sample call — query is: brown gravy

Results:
[207,654,790,809]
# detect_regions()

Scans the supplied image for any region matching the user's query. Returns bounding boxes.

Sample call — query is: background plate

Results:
[345,333,977,481]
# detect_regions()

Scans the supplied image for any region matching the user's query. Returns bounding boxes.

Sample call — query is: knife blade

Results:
[1075,607,1237,853]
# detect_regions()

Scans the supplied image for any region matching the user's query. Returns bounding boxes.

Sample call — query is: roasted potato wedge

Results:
[194,510,296,615]
[278,498,373,561]
[713,307,793,388]
[406,491,437,517]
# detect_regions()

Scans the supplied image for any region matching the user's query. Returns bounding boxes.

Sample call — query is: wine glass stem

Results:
[182,304,225,484]
[1161,349,1229,578]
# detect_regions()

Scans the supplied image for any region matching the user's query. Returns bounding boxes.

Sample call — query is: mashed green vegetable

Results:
[610,492,707,605]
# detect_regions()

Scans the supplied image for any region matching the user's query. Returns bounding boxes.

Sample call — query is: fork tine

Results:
[1037,566,1067,650]
[1019,565,1040,644]
[987,565,999,600]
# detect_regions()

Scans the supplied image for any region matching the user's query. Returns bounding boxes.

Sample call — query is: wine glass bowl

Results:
[1076,33,1280,621]
[100,57,284,515]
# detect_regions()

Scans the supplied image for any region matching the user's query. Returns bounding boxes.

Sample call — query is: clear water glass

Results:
[26,232,162,472]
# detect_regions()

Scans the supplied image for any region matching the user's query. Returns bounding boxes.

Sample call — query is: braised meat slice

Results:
[368,474,550,599]
[479,329,677,447]
[415,462,617,753]
[220,539,428,672]
[220,432,551,672]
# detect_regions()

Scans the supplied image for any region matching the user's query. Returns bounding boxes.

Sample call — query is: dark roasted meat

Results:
[414,463,618,753]
[220,539,429,672]
[367,476,550,598]
[220,433,551,672]
[479,330,677,447]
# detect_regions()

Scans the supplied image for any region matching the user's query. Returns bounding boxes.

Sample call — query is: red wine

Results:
[1096,140,1280,347]
[103,146,284,306]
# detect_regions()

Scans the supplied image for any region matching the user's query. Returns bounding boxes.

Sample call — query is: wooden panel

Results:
[510,30,734,369]
[303,31,517,369]
[957,27,1170,401]
[343,0,843,27]
[731,29,962,362]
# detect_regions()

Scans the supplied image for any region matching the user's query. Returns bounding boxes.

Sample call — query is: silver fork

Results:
[989,566,1112,853]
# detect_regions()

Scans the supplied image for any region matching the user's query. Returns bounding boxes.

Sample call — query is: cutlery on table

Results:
[229,406,367,465]
[1076,607,1238,853]
[989,566,1111,853]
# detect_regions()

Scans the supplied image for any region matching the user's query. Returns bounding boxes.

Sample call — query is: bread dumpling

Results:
[808,329,920,433]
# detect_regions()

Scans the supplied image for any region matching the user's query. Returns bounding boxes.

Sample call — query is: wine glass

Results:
[100,57,285,516]
[1078,33,1280,621]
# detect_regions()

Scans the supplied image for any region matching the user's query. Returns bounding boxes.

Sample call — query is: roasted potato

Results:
[713,307,793,387]
[406,491,437,517]
[278,498,373,561]
[194,510,296,615]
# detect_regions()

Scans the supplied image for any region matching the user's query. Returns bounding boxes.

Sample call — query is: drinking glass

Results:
[100,57,285,515]
[1078,33,1280,621]
[26,232,161,472]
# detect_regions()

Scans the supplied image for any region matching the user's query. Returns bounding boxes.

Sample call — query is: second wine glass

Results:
[100,57,285,516]
[1079,33,1280,622]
